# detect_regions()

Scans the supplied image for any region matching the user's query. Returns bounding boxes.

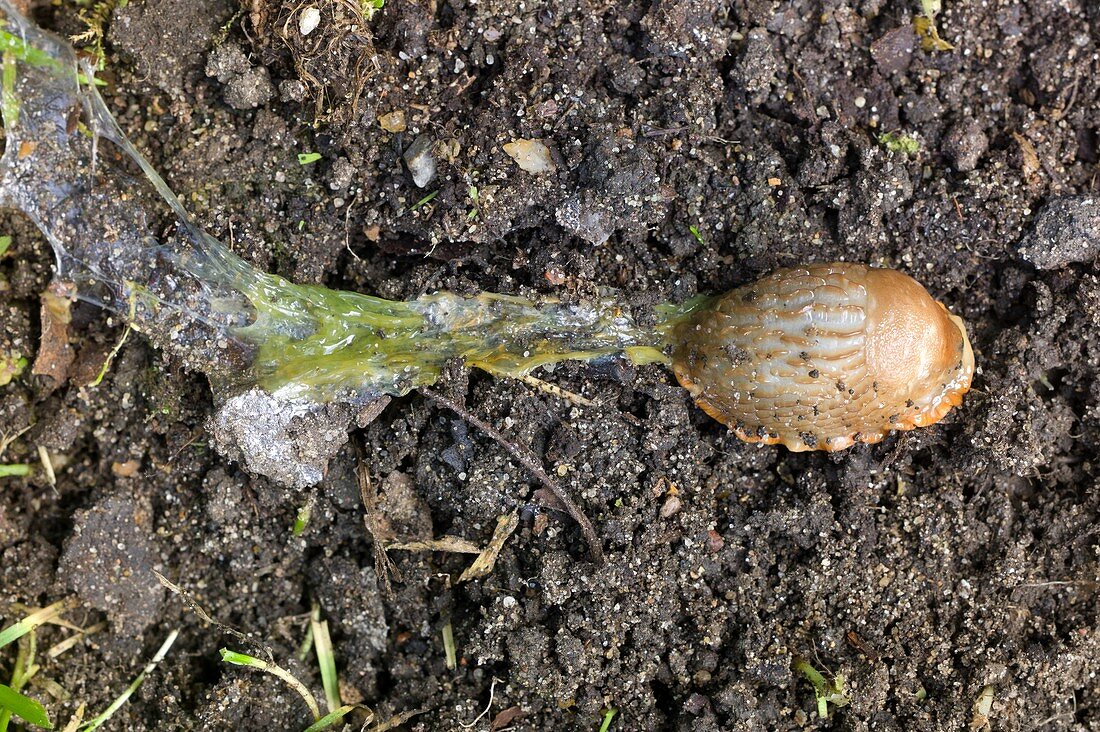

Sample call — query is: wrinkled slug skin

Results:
[670,263,976,451]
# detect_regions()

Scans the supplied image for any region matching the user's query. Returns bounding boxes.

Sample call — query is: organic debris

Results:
[30,281,74,388]
[255,0,379,123]
[914,0,954,51]
[793,657,850,719]
[458,513,520,583]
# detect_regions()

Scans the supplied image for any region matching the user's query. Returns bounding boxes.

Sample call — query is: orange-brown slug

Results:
[670,263,975,451]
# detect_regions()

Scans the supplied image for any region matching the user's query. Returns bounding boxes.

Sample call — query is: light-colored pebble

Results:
[502,138,556,174]
[299,7,320,36]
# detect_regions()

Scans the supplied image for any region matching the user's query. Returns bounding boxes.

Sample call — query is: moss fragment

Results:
[878,131,921,156]
[0,351,26,387]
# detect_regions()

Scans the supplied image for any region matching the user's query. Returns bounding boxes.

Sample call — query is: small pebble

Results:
[378,110,406,133]
[943,119,988,172]
[533,513,549,535]
[299,7,321,36]
[111,460,140,478]
[502,138,556,174]
[403,135,437,188]
[660,495,682,518]
[327,157,355,191]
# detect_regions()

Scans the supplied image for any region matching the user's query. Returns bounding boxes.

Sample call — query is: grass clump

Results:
[218,602,353,731]
[0,599,79,730]
[1,599,178,731]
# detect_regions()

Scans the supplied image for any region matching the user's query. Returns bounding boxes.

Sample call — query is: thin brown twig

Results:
[154,570,271,661]
[419,387,604,564]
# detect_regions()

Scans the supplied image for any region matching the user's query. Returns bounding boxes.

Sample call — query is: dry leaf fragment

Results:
[32,281,76,387]
[490,706,524,731]
[459,512,520,582]
[387,536,482,554]
[1011,131,1041,180]
[914,1,954,52]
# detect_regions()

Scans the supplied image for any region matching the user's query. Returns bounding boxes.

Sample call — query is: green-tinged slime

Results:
[237,276,677,401]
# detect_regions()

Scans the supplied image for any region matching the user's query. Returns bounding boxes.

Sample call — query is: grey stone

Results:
[403,134,438,188]
[1018,196,1100,269]
[943,120,988,172]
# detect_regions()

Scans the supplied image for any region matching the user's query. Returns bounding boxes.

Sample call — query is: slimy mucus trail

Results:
[0,1,670,405]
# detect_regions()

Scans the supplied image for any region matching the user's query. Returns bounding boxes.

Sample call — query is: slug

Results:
[669,263,975,451]
[0,0,976,490]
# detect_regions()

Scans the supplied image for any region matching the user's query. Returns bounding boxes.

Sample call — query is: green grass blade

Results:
[292,500,311,536]
[0,599,77,650]
[82,629,178,730]
[0,464,30,478]
[0,30,61,72]
[441,621,456,671]
[310,606,340,714]
[1,51,17,128]
[301,705,354,732]
[0,684,51,728]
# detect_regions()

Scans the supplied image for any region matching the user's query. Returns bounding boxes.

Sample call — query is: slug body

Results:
[670,263,975,451]
[0,0,975,474]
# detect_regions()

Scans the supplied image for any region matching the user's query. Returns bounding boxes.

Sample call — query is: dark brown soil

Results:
[2,0,1099,730]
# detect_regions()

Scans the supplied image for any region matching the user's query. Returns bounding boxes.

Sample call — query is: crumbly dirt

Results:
[1,0,1099,730]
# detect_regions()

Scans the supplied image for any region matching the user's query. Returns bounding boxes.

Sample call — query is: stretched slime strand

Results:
[0,1,670,406]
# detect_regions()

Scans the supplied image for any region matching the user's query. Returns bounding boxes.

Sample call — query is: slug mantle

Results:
[670,264,975,451]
